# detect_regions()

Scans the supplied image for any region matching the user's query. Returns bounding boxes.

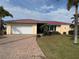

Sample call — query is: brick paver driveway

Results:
[0,35,45,59]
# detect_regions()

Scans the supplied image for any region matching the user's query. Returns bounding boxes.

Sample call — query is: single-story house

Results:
[6,19,71,35]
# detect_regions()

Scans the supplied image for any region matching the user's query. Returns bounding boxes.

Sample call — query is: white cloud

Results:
[35,5,54,13]
[4,6,47,20]
[4,5,74,23]
[45,8,74,23]
[6,0,10,2]
[0,0,74,23]
[40,5,54,10]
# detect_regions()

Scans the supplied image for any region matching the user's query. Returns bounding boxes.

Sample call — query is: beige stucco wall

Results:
[6,24,37,35]
[6,24,12,35]
[32,24,37,35]
[56,25,71,35]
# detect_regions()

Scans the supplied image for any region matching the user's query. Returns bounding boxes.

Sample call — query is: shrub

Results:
[68,30,79,35]
[47,31,61,35]
[63,32,66,35]
[68,30,74,35]
[43,31,49,36]
[51,31,61,35]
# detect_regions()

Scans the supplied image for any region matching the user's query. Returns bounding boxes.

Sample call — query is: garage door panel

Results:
[12,25,33,34]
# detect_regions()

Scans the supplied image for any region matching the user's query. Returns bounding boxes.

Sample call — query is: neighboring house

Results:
[6,19,71,35]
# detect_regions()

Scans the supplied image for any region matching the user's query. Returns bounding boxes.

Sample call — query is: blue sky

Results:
[0,0,76,23]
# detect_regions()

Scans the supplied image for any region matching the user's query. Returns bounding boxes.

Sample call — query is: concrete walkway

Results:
[0,35,45,59]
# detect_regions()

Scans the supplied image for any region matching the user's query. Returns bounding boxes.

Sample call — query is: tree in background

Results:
[0,6,13,35]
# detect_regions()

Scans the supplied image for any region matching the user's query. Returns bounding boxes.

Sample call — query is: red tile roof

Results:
[7,19,71,25]
[7,19,45,24]
[47,21,70,25]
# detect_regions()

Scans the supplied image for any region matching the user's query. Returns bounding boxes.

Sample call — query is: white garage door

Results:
[12,25,33,34]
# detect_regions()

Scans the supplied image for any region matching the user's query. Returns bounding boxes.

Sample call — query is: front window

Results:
[49,25,56,31]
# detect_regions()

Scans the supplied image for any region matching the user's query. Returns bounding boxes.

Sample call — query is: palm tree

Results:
[0,6,13,35]
[67,0,79,43]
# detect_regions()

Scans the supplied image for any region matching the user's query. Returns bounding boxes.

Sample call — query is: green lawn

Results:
[37,35,79,59]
